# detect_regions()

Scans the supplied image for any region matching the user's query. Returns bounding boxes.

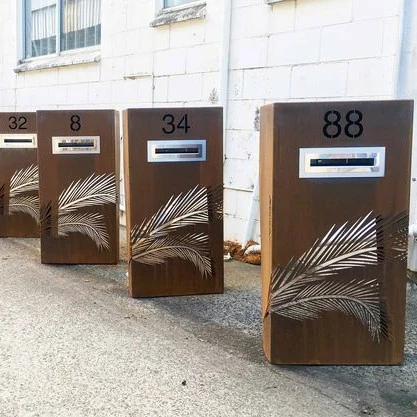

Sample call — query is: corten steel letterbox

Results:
[0,112,39,237]
[123,107,223,297]
[37,110,119,264]
[260,100,413,364]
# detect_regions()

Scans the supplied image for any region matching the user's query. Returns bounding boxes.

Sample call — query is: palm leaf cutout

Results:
[0,184,4,214]
[273,279,388,342]
[134,185,220,241]
[207,184,224,221]
[131,232,212,277]
[40,201,53,233]
[58,212,110,250]
[269,211,407,311]
[381,212,409,261]
[130,184,221,277]
[9,164,39,197]
[9,196,39,223]
[58,173,116,215]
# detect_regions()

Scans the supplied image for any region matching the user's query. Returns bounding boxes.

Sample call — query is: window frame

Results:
[20,0,101,62]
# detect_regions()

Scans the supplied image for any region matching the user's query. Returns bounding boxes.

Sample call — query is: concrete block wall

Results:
[0,0,406,242]
[224,0,403,242]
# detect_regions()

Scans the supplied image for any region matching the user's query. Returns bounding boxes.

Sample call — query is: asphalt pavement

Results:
[0,230,416,417]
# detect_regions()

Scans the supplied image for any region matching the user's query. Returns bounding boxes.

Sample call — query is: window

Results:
[24,0,101,59]
[163,0,195,8]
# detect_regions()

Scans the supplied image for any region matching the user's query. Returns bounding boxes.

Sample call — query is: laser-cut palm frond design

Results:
[55,173,116,250]
[7,164,39,222]
[382,212,409,261]
[132,232,212,277]
[9,196,39,222]
[130,184,222,277]
[39,173,116,250]
[0,184,4,214]
[274,279,388,342]
[135,185,221,240]
[58,173,116,215]
[9,164,39,198]
[58,212,110,250]
[267,211,408,341]
[40,201,52,233]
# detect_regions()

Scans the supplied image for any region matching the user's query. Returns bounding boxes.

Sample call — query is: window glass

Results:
[61,0,101,52]
[25,0,57,58]
[164,0,195,8]
[24,0,101,59]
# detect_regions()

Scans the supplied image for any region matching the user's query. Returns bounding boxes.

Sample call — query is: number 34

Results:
[162,114,190,134]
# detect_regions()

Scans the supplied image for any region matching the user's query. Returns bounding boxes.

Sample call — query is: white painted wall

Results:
[0,0,408,242]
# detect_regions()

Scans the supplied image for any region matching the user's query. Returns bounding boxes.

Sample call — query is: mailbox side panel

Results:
[37,110,119,264]
[124,107,224,297]
[0,113,39,237]
[261,100,413,364]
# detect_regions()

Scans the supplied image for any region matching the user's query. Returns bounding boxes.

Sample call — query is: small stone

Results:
[181,380,187,386]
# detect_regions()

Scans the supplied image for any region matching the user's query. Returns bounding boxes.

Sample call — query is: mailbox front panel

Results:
[123,108,223,297]
[0,113,39,237]
[260,101,413,364]
[37,110,119,264]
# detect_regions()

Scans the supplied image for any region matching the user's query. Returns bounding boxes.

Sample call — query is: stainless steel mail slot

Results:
[147,139,206,162]
[0,134,37,148]
[299,147,385,178]
[52,136,100,154]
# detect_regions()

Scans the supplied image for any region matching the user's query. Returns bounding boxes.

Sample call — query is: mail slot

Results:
[123,107,223,297]
[0,113,39,237]
[52,136,100,154]
[147,139,206,162]
[37,110,119,264]
[260,100,413,365]
[1,134,37,148]
[299,147,385,178]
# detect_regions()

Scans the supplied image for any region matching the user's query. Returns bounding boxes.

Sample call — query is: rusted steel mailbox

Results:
[37,110,119,264]
[123,107,223,297]
[0,112,39,237]
[260,100,413,364]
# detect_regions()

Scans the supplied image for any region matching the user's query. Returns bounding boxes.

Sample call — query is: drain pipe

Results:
[396,0,417,270]
[219,0,232,162]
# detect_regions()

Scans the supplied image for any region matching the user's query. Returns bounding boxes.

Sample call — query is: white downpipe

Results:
[242,175,260,246]
[219,0,232,162]
[396,0,417,270]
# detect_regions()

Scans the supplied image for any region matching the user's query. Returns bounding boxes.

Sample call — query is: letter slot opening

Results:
[299,147,385,178]
[310,158,375,167]
[148,139,206,162]
[57,141,95,148]
[0,134,37,148]
[52,136,100,154]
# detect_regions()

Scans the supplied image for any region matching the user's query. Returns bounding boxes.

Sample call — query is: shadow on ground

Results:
[10,228,417,416]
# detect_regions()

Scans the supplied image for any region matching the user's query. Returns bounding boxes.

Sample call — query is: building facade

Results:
[0,0,416,246]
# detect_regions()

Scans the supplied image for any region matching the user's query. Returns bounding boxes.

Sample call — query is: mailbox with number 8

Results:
[123,107,224,297]
[260,100,413,364]
[0,112,39,237]
[37,110,120,264]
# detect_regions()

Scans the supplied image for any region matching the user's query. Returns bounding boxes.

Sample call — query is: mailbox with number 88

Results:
[37,110,120,264]
[0,112,39,237]
[123,107,224,297]
[260,100,413,364]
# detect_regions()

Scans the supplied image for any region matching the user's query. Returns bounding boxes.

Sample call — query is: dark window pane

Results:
[61,0,101,52]
[25,0,57,58]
